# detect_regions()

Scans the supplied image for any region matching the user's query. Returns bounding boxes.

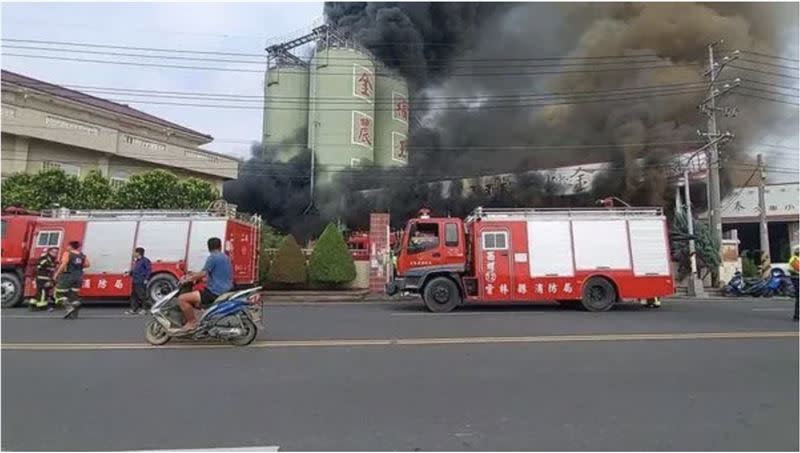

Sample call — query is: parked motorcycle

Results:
[724,268,795,298]
[144,282,263,346]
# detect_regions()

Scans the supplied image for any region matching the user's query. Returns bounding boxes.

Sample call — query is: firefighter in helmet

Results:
[30,247,59,310]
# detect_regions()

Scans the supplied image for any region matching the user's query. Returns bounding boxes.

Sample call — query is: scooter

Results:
[144,281,263,346]
[724,268,795,297]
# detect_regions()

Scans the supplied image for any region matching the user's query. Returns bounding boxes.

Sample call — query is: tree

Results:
[177,177,219,209]
[0,168,80,211]
[74,170,114,209]
[308,223,356,285]
[267,235,307,285]
[0,168,219,211]
[111,169,218,209]
[112,169,181,209]
[671,209,721,281]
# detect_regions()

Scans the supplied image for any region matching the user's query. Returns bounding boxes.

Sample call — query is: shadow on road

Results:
[389,301,652,314]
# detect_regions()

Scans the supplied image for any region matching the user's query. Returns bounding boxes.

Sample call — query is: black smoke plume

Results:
[229,3,798,238]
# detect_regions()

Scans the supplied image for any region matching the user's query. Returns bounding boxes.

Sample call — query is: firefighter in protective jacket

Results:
[30,247,59,310]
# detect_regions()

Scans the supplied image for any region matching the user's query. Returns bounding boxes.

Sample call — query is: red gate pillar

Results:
[368,213,390,294]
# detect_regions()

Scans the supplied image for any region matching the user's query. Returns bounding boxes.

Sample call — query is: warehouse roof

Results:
[1,69,212,142]
[712,182,799,223]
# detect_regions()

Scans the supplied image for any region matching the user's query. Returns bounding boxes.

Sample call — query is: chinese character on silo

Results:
[352,112,373,147]
[353,65,374,99]
[393,93,409,123]
[393,132,408,162]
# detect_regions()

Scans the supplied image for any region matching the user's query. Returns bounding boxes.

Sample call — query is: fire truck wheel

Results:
[147,273,178,304]
[423,277,461,313]
[1,273,23,308]
[581,277,617,312]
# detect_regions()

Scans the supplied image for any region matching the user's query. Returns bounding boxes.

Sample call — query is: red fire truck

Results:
[1,205,260,308]
[385,207,674,312]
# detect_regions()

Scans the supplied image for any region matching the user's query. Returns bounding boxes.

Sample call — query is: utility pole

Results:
[677,134,731,297]
[757,153,771,276]
[683,167,706,298]
[700,40,740,285]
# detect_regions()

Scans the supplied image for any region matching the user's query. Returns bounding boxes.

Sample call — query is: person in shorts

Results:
[53,241,90,319]
[176,237,233,332]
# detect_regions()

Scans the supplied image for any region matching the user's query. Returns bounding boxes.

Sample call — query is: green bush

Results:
[742,251,759,278]
[74,170,114,209]
[308,223,356,285]
[267,235,307,285]
[0,168,218,210]
[1,169,81,210]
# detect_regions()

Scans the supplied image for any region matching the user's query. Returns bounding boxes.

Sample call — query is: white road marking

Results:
[118,446,279,452]
[2,331,796,351]
[751,308,793,312]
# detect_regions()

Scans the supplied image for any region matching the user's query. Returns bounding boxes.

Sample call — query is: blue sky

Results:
[1,2,324,159]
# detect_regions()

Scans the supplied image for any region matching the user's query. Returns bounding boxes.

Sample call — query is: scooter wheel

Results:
[145,319,171,346]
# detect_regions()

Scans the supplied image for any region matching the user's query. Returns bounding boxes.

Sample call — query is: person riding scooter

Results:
[176,237,233,332]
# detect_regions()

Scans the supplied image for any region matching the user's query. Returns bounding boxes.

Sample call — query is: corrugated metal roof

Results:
[1,69,212,142]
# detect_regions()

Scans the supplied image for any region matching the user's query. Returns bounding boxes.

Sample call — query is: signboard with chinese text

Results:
[353,64,375,102]
[392,131,408,163]
[352,111,374,149]
[717,183,799,221]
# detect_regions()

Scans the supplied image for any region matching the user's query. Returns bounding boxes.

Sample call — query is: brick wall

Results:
[368,213,390,293]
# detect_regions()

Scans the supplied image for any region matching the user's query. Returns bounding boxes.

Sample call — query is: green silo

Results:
[374,70,409,167]
[308,47,376,184]
[263,64,309,162]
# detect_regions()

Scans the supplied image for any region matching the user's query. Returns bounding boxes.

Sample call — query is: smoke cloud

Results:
[228,3,799,237]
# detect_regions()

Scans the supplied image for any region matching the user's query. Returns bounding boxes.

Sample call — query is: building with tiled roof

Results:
[1,69,238,191]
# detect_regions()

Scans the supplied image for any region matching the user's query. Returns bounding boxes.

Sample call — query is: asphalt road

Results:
[2,298,798,451]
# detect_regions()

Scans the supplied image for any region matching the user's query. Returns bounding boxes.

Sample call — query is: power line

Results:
[0,124,707,150]
[73,83,712,106]
[739,50,800,64]
[741,78,799,92]
[41,88,706,111]
[738,91,800,106]
[729,64,800,80]
[738,86,800,100]
[2,37,670,62]
[1,52,701,77]
[738,57,799,71]
[1,45,268,65]
[11,78,717,103]
[1,38,268,58]
[5,44,690,70]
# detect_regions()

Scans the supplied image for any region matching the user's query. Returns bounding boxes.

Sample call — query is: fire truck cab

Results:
[387,207,674,312]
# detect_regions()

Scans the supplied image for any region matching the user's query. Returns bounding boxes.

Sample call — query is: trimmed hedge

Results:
[267,235,307,285]
[308,223,356,285]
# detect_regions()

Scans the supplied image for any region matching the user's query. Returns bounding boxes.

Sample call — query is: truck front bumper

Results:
[385,277,421,296]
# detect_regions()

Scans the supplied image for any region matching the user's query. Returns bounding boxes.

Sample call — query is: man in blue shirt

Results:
[126,247,152,315]
[177,237,233,331]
